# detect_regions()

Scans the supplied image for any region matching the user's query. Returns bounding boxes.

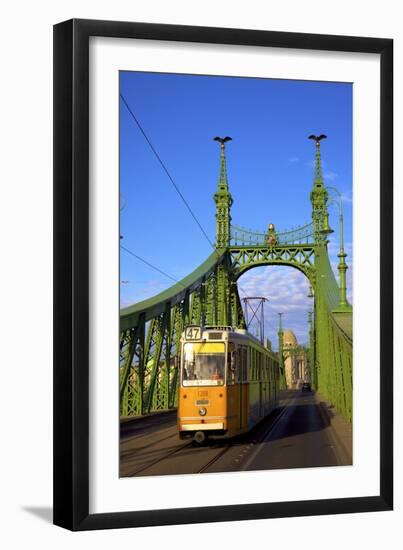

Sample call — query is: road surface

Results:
[120,390,352,477]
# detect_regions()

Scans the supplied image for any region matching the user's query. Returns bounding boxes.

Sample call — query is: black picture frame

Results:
[53,18,393,531]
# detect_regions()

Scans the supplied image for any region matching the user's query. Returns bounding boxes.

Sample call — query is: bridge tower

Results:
[214,137,233,249]
[211,137,243,328]
[309,135,332,244]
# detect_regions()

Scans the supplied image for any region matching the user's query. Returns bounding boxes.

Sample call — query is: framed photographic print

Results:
[53,19,393,530]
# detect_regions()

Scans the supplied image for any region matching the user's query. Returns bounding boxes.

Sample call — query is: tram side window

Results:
[255,350,258,381]
[258,352,261,381]
[236,346,246,382]
[241,346,248,382]
[227,342,236,385]
[254,349,257,381]
[250,348,255,381]
[239,348,243,382]
[236,348,241,382]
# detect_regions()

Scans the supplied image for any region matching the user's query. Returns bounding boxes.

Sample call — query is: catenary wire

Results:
[120,93,216,250]
[120,245,186,288]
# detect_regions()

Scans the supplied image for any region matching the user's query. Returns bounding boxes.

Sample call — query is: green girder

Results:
[120,250,226,331]
[229,244,316,283]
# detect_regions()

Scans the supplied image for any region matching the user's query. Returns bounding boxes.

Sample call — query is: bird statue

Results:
[308,134,327,144]
[214,136,232,147]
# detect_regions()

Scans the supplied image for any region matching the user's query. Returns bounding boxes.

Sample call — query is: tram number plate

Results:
[185,326,201,340]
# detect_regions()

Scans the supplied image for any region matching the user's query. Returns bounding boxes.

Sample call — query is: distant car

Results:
[301,382,311,392]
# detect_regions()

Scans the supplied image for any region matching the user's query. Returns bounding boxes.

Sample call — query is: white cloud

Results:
[324,171,338,181]
[238,266,312,348]
[341,191,353,204]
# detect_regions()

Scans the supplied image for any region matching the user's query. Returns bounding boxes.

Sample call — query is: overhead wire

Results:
[120,245,186,288]
[237,284,280,337]
[120,92,216,250]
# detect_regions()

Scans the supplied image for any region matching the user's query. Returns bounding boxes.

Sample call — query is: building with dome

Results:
[283,329,310,389]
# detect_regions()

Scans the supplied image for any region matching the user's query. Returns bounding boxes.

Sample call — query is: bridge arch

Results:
[236,262,313,351]
[228,245,316,287]
[232,258,315,286]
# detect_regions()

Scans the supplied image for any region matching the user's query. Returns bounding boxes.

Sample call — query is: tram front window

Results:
[182,342,225,386]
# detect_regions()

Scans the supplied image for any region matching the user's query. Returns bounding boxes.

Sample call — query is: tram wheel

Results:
[193,431,206,445]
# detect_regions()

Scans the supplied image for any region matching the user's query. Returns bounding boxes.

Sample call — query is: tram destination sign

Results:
[185,326,202,340]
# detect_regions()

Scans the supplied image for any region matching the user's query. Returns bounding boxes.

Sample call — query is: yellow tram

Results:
[178,325,280,444]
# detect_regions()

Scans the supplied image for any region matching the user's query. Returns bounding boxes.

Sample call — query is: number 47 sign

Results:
[185,326,201,340]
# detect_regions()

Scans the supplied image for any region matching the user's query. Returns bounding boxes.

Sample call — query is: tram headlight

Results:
[199,407,207,416]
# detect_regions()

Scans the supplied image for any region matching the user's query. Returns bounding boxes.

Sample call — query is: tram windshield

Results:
[182,342,226,386]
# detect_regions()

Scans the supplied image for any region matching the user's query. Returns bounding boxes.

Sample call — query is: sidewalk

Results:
[316,392,353,464]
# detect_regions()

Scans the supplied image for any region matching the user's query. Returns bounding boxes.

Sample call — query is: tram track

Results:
[124,395,298,477]
[196,444,232,473]
[125,440,193,476]
[127,438,234,476]
[197,396,297,473]
[120,428,178,457]
[127,409,289,477]
[239,395,297,470]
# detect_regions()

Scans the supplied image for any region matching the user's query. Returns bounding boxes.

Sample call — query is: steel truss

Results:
[229,245,316,282]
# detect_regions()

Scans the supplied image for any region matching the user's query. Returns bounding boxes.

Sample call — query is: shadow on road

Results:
[120,409,177,439]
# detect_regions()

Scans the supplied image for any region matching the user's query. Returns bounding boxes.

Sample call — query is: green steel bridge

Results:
[120,137,353,421]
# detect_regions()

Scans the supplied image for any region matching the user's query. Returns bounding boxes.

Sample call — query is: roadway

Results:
[120,390,352,477]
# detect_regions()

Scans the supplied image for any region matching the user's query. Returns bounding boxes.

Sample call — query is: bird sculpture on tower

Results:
[308,134,327,144]
[214,136,232,148]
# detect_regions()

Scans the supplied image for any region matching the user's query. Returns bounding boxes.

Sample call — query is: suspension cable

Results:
[120,245,186,288]
[120,93,215,250]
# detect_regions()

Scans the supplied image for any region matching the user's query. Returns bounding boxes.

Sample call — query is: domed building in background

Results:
[283,330,310,389]
[283,330,298,348]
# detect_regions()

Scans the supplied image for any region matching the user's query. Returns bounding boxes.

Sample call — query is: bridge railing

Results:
[230,222,314,246]
[314,247,353,422]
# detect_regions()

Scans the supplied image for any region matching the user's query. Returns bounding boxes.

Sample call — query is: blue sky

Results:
[120,71,352,347]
